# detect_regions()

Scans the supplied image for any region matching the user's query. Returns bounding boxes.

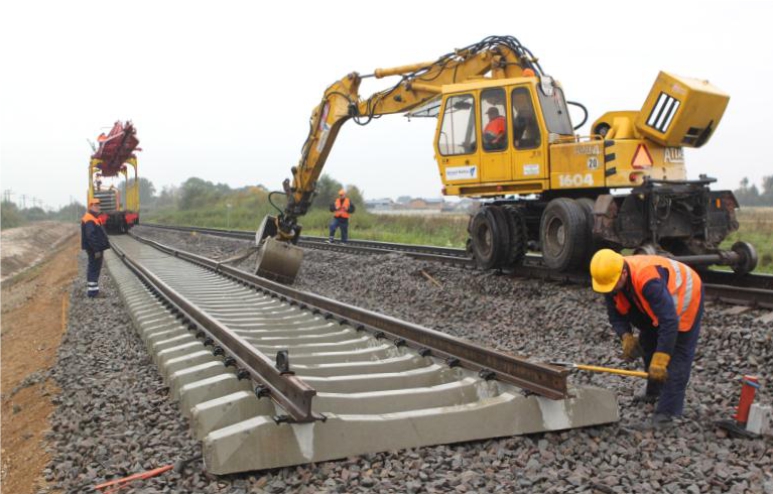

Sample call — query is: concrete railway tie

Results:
[105,235,619,475]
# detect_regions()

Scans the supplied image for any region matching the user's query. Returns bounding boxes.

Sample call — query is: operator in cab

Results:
[328,189,355,243]
[483,107,506,151]
[590,249,704,428]
[81,198,111,298]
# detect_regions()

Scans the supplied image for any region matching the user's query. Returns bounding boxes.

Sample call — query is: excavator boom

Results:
[257,36,543,282]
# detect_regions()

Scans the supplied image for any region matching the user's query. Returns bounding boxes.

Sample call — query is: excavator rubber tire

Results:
[575,197,602,267]
[469,207,503,270]
[489,206,512,268]
[540,198,590,271]
[503,205,528,267]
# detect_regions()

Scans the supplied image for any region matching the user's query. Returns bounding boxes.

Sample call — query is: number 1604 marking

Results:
[558,174,594,187]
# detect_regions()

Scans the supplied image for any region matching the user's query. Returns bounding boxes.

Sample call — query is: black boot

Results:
[632,391,659,404]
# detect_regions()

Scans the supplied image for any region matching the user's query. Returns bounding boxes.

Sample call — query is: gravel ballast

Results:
[44,227,773,493]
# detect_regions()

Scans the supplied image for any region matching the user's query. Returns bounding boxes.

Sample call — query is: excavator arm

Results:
[273,36,544,240]
[256,36,546,283]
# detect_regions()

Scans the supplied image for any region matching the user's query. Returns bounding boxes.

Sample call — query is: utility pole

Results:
[21,194,27,209]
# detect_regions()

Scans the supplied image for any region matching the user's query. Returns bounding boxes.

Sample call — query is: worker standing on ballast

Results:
[81,198,111,298]
[329,188,355,243]
[590,249,704,428]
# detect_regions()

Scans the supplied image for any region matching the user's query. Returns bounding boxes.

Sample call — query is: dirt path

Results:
[1,229,80,494]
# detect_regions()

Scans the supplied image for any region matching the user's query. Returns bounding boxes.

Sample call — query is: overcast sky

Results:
[1,0,771,210]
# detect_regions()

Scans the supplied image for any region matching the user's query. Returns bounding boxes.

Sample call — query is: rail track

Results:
[142,223,773,314]
[105,232,618,474]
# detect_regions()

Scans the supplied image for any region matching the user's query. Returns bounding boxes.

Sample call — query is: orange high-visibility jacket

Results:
[334,197,351,219]
[81,212,110,252]
[484,116,506,143]
[613,256,702,331]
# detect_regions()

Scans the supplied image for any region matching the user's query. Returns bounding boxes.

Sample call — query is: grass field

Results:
[145,205,773,273]
[720,207,773,273]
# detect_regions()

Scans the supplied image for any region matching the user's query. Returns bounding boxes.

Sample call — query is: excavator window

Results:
[481,88,508,152]
[438,94,477,156]
[537,86,573,135]
[511,87,541,149]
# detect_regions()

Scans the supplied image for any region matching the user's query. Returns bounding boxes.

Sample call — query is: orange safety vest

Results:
[613,256,702,331]
[484,116,506,141]
[81,212,101,225]
[334,197,351,219]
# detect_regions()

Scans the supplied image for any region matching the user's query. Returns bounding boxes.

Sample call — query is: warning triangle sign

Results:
[632,144,653,169]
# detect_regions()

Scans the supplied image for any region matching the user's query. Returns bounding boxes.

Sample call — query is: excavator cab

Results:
[436,77,573,198]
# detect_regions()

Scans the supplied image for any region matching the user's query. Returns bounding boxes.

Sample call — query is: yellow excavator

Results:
[255,35,757,284]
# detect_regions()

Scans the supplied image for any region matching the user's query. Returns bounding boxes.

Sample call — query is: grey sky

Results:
[1,0,771,210]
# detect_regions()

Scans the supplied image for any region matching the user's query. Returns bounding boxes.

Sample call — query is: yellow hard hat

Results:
[590,249,625,293]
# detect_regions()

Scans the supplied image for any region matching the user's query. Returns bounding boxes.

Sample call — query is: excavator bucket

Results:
[254,215,304,284]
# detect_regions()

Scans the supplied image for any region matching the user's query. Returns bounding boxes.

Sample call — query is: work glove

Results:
[94,251,102,259]
[621,333,643,361]
[648,352,671,382]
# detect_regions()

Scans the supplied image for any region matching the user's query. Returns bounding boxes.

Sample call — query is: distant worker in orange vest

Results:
[483,107,506,151]
[328,189,355,243]
[590,249,704,428]
[81,198,111,298]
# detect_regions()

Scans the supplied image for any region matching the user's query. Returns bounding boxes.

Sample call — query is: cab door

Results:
[479,87,511,183]
[436,93,481,186]
[510,86,548,182]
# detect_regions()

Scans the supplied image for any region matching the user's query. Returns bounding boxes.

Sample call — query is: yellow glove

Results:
[621,333,643,361]
[648,352,671,382]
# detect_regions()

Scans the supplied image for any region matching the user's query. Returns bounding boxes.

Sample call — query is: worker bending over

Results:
[590,249,704,427]
[329,189,355,243]
[81,198,111,298]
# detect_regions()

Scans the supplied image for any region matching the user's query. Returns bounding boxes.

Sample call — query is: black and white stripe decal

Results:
[646,92,681,133]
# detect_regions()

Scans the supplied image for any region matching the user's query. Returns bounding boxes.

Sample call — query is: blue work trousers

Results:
[329,217,349,243]
[638,291,703,416]
[87,250,103,297]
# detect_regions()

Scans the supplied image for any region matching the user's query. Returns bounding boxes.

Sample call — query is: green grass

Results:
[720,207,773,274]
[145,203,470,248]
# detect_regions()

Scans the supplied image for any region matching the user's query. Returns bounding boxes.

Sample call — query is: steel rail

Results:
[141,223,773,309]
[111,239,322,422]
[143,223,472,264]
[129,231,571,399]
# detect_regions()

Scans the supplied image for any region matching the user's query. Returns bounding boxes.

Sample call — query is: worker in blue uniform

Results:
[590,249,704,428]
[81,198,111,298]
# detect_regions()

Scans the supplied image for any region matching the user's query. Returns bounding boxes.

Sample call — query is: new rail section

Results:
[105,232,618,473]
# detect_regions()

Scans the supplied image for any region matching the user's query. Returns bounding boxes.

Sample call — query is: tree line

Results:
[0,174,365,230]
[733,176,773,206]
[1,200,86,230]
[131,174,364,213]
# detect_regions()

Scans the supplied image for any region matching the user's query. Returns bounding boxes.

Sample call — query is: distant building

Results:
[442,198,476,213]
[406,198,444,210]
[364,198,395,211]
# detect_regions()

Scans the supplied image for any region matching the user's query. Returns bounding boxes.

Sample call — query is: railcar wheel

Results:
[731,241,758,275]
